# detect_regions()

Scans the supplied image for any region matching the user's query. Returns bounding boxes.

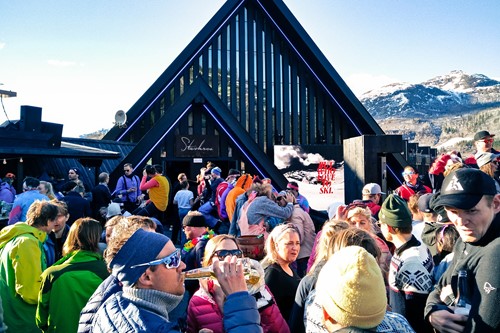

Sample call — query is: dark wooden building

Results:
[103,0,413,197]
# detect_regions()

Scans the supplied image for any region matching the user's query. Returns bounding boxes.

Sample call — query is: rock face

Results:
[360,70,500,150]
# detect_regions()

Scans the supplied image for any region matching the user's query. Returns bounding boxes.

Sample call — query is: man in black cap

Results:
[474,130,498,157]
[425,168,500,333]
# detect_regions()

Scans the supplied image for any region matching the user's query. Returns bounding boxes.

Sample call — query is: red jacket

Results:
[187,281,289,333]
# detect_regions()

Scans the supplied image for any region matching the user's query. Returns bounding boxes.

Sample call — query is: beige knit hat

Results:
[315,245,386,329]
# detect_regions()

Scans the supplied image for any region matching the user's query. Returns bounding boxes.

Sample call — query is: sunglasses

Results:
[478,138,494,143]
[402,171,415,176]
[213,249,243,260]
[130,249,181,269]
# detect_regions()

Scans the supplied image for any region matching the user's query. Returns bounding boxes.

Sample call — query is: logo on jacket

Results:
[484,282,496,294]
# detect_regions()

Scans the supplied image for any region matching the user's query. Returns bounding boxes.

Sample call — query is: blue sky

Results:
[1,0,499,137]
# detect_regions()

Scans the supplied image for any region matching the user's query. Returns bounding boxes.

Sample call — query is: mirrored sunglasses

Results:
[213,249,243,260]
[402,171,415,176]
[130,249,181,269]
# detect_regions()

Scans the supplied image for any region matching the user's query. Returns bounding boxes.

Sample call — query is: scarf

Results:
[122,287,183,319]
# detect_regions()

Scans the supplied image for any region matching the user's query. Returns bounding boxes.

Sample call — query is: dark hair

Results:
[154,164,163,174]
[145,165,156,175]
[24,177,40,189]
[436,224,459,254]
[63,218,102,255]
[61,181,78,193]
[53,200,69,216]
[180,180,189,189]
[26,200,59,227]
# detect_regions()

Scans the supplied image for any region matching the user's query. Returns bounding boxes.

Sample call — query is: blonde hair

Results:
[332,228,381,260]
[202,234,240,267]
[480,163,496,178]
[346,207,374,233]
[308,220,349,274]
[39,181,56,200]
[62,218,102,256]
[104,215,156,266]
[260,224,299,269]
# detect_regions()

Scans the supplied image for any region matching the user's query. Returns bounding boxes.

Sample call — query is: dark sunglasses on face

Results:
[213,249,243,260]
[130,249,181,269]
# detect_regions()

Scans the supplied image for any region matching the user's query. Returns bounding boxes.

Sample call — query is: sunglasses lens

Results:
[165,250,181,269]
[216,249,242,259]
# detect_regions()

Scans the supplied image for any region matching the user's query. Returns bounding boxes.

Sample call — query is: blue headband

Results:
[110,229,170,287]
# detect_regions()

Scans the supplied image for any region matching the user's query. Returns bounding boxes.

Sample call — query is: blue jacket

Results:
[92,290,262,333]
[61,192,92,225]
[8,190,49,224]
[78,275,122,333]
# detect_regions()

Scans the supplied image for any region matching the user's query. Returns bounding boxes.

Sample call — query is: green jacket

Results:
[36,250,109,333]
[0,222,48,333]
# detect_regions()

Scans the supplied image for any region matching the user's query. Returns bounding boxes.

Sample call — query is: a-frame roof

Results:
[105,0,383,142]
[103,0,404,189]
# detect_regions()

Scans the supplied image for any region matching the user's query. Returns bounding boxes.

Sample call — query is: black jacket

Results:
[425,213,500,332]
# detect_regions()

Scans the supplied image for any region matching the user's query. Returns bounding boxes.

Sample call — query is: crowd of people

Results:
[0,129,499,332]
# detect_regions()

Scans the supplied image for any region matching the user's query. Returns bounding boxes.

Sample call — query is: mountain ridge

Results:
[361,70,500,152]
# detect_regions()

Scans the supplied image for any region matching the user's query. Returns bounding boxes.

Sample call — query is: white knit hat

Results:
[315,245,386,329]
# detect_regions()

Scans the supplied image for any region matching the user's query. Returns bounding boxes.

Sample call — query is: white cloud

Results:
[344,73,400,97]
[0,42,5,50]
[47,59,78,68]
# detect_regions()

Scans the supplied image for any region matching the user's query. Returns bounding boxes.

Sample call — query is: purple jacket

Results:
[0,182,15,203]
[113,174,141,203]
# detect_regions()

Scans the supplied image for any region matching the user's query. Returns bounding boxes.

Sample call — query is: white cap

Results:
[106,202,122,218]
[476,152,500,168]
[362,183,385,195]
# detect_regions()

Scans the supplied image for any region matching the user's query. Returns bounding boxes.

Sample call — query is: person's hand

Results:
[212,256,247,296]
[284,192,295,204]
[336,204,348,221]
[429,309,467,333]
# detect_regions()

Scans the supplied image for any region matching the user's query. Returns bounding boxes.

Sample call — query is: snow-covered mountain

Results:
[360,70,500,120]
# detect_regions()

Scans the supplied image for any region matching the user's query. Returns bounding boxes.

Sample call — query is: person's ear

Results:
[493,194,500,213]
[136,268,154,288]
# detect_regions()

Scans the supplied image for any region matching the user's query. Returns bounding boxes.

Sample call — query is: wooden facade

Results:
[104,0,406,192]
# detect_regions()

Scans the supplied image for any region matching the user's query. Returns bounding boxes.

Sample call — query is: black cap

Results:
[228,168,240,176]
[429,193,450,223]
[474,130,495,141]
[434,168,497,210]
[417,193,434,213]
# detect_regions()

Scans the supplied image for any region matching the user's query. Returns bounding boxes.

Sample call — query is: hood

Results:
[235,174,253,191]
[0,182,11,190]
[0,223,47,250]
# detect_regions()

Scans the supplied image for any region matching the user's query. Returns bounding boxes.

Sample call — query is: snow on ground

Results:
[434,137,472,150]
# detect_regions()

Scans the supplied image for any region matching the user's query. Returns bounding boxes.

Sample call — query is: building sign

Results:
[175,135,219,157]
